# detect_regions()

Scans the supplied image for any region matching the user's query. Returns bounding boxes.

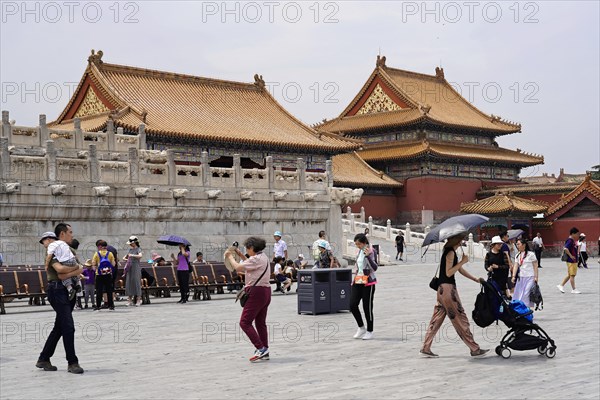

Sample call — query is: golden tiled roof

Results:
[546,175,600,216]
[460,194,548,215]
[478,182,579,197]
[357,140,543,167]
[50,52,361,153]
[319,59,521,134]
[332,152,402,188]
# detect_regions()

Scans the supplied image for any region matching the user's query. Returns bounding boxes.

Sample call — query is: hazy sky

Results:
[1,1,598,176]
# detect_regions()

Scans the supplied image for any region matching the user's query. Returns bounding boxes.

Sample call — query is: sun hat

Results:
[83,259,93,267]
[491,236,503,245]
[39,232,57,243]
[126,235,139,245]
[298,254,304,259]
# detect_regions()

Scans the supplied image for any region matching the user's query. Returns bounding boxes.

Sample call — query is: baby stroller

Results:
[483,280,557,359]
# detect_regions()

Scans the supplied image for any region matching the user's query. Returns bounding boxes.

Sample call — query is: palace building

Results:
[318,56,544,224]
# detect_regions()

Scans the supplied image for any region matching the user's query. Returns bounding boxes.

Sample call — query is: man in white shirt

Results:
[273,231,288,261]
[532,233,544,268]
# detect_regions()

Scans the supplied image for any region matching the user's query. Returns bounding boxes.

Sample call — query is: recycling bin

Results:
[297,269,331,315]
[330,268,352,313]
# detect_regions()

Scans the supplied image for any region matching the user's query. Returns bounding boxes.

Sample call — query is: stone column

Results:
[74,118,83,149]
[107,120,115,151]
[0,137,10,180]
[128,147,139,184]
[328,203,343,258]
[266,156,274,190]
[89,144,99,183]
[138,124,146,150]
[326,160,333,188]
[233,154,241,188]
[297,158,306,191]
[39,114,48,146]
[46,140,57,182]
[166,149,176,185]
[201,151,210,187]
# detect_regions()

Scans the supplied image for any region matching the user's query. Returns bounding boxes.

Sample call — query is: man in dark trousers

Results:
[36,223,84,373]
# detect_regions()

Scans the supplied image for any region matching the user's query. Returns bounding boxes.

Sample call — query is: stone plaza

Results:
[1,257,598,399]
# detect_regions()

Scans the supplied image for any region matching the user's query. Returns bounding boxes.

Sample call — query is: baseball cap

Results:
[39,231,57,243]
[274,231,282,237]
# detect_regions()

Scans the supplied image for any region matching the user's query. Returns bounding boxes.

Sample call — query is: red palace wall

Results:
[352,194,398,223]
[536,218,600,256]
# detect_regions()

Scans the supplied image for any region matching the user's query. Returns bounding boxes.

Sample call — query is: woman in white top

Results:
[512,238,539,308]
[577,234,588,268]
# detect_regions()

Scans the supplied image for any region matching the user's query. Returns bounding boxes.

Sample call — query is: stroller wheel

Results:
[495,346,502,356]
[537,345,547,355]
[500,347,511,359]
[545,347,556,359]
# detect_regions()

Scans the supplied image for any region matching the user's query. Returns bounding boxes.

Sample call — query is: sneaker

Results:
[136,300,142,307]
[109,307,115,311]
[470,348,490,358]
[362,331,374,340]
[571,289,581,294]
[35,360,57,371]
[419,349,439,358]
[249,347,269,362]
[353,326,367,339]
[126,301,133,307]
[67,363,84,374]
[538,266,543,268]
[68,289,76,301]
[557,285,565,293]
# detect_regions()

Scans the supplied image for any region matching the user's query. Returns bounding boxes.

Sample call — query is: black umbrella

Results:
[422,214,489,247]
[157,235,191,247]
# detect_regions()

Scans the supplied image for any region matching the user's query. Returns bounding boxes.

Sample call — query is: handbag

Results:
[429,264,440,291]
[235,258,269,308]
[560,252,569,262]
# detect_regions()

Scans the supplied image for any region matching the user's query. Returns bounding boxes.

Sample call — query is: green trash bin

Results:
[297,269,331,315]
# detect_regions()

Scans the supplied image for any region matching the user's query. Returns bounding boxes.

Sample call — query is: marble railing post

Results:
[297,158,306,191]
[89,144,99,183]
[74,118,83,149]
[405,222,411,243]
[386,219,392,240]
[107,120,115,151]
[0,137,10,180]
[266,156,274,190]
[233,154,242,188]
[46,140,57,182]
[166,149,176,185]
[2,111,12,139]
[39,114,48,146]
[346,206,352,219]
[138,124,146,150]
[201,151,210,187]
[128,147,139,184]
[360,206,365,222]
[368,216,373,236]
[326,160,333,188]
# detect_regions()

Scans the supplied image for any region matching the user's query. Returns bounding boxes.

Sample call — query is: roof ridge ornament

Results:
[435,67,445,80]
[490,114,501,123]
[254,74,265,90]
[419,103,431,115]
[376,55,387,68]
[88,49,104,65]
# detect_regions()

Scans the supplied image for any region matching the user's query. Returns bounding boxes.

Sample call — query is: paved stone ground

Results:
[1,257,598,399]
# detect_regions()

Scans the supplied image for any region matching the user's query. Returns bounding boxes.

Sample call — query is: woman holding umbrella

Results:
[421,233,489,358]
[171,244,191,304]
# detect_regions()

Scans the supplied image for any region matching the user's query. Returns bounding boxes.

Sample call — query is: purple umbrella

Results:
[157,235,191,247]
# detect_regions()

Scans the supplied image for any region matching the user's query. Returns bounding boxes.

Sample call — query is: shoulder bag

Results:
[429,264,440,291]
[235,257,269,308]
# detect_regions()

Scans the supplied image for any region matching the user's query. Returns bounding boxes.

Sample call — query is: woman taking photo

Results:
[512,238,538,308]
[421,234,489,358]
[225,237,271,362]
[171,244,191,304]
[350,233,378,340]
[123,236,143,307]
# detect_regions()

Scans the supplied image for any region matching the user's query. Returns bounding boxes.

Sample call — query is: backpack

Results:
[529,282,543,311]
[97,251,113,275]
[472,281,501,328]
